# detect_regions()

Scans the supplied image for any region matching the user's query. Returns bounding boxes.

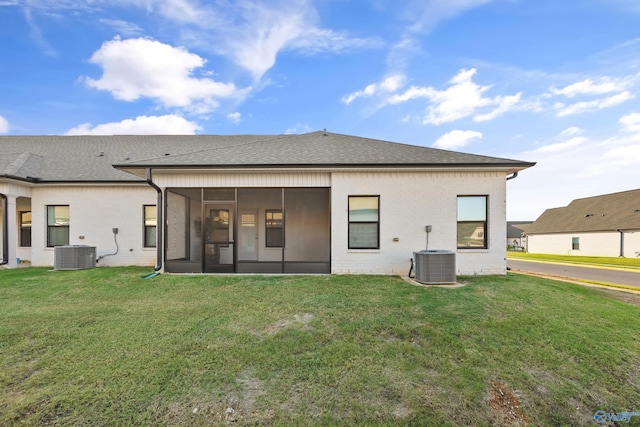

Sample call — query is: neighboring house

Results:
[506,221,532,250]
[525,189,640,257]
[1,131,534,275]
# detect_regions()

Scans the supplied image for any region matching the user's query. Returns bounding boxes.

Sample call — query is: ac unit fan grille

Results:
[54,246,96,270]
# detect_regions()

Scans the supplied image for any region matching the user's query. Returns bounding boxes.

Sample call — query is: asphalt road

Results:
[507,259,640,288]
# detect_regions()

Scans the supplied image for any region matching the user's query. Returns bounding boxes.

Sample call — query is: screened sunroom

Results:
[164,187,330,274]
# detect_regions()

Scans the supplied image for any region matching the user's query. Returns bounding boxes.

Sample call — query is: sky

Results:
[1,0,639,221]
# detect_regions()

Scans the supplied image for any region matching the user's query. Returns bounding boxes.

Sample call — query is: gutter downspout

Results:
[146,168,163,272]
[506,172,518,181]
[618,229,625,257]
[0,193,8,265]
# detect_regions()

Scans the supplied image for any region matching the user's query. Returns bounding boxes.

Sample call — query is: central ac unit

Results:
[54,245,96,270]
[413,250,456,284]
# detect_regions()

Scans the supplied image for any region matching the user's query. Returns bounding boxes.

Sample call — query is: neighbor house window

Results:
[144,205,157,248]
[265,210,284,248]
[348,196,379,249]
[572,237,580,250]
[457,196,488,249]
[20,211,32,247]
[47,205,69,247]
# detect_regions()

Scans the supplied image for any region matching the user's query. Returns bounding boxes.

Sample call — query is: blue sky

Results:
[1,0,639,220]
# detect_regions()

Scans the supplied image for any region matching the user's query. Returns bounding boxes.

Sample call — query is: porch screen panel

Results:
[165,189,202,273]
[237,188,282,272]
[283,188,330,265]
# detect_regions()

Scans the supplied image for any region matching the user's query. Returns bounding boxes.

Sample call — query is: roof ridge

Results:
[119,134,295,164]
[5,152,41,176]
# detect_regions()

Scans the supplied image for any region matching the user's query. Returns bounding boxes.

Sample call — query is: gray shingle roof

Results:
[0,131,534,183]
[526,189,640,234]
[507,222,532,238]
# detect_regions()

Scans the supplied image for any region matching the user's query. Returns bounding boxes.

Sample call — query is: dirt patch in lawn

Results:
[487,380,529,426]
[594,288,640,307]
[262,313,315,336]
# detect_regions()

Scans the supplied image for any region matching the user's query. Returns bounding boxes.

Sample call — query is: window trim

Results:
[457,195,488,250]
[572,237,580,250]
[265,209,284,248]
[143,205,157,248]
[348,195,380,250]
[46,205,70,248]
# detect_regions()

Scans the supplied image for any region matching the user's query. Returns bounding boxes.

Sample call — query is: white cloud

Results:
[64,114,202,135]
[560,126,584,136]
[8,1,381,82]
[554,91,634,117]
[341,74,406,105]
[0,115,8,133]
[99,19,143,37]
[183,0,382,81]
[24,6,57,56]
[550,77,630,98]
[227,112,241,123]
[401,0,496,34]
[530,136,588,154]
[284,123,313,134]
[287,27,384,55]
[83,37,246,113]
[474,93,522,122]
[387,68,520,125]
[507,131,640,220]
[619,112,640,132]
[433,130,482,149]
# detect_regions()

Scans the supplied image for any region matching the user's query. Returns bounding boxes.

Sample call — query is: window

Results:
[144,205,157,248]
[572,237,580,250]
[348,196,379,249]
[265,210,284,247]
[457,196,487,249]
[47,205,69,247]
[20,211,32,247]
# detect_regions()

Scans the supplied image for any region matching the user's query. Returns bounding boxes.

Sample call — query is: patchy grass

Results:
[507,251,640,270]
[1,267,639,426]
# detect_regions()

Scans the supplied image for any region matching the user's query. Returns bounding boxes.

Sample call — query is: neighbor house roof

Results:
[0,131,535,183]
[507,222,532,238]
[525,189,640,234]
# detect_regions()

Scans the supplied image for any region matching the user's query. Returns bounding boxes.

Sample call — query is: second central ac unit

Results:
[54,245,96,270]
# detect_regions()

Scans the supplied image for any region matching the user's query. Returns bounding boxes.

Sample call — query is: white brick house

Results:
[1,131,534,275]
[525,189,640,258]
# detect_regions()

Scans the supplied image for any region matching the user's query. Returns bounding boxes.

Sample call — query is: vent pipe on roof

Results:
[0,193,8,266]
[323,128,327,136]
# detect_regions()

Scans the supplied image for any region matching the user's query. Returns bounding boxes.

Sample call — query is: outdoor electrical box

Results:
[425,225,432,233]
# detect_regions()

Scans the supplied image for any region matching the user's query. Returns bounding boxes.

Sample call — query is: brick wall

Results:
[330,171,507,275]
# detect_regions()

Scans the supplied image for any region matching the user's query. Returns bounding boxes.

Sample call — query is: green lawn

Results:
[1,268,639,426]
[507,251,640,270]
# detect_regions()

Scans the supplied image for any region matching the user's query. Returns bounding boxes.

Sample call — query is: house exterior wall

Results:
[330,171,507,275]
[528,231,640,257]
[6,169,511,274]
[28,185,157,267]
[155,169,509,275]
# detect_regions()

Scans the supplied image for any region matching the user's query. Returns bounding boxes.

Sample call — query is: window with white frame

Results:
[457,196,488,249]
[265,209,284,248]
[144,205,157,248]
[47,205,69,247]
[348,196,379,249]
[20,211,32,247]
